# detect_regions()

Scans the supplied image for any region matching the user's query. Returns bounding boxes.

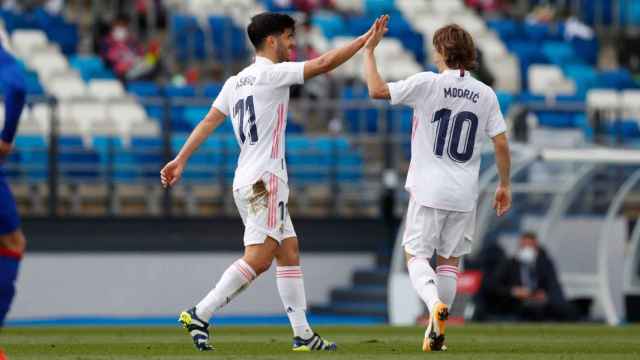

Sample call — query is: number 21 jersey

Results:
[388,69,506,212]
[212,56,305,191]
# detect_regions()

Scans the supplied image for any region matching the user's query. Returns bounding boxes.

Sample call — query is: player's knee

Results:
[252,258,273,275]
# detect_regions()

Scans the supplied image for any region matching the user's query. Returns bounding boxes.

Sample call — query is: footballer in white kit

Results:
[364,18,512,352]
[161,12,383,353]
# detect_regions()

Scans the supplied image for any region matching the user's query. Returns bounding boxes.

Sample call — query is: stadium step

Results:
[330,285,387,303]
[329,301,388,317]
[310,267,390,319]
[352,268,389,287]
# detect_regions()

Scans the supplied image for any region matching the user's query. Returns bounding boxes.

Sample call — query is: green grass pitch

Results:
[2,324,640,359]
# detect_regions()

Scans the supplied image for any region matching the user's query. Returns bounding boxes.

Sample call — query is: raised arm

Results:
[363,15,390,99]
[492,133,511,216]
[160,107,226,187]
[303,16,384,81]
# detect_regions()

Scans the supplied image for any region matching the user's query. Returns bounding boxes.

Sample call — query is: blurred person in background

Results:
[483,232,578,321]
[100,15,161,82]
[0,23,27,360]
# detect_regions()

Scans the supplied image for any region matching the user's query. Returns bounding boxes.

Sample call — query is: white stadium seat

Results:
[88,79,126,100]
[586,89,621,109]
[528,64,576,96]
[10,29,48,58]
[46,75,87,100]
[29,50,69,81]
[108,102,147,125]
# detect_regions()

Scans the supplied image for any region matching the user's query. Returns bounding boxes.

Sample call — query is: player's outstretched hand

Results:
[0,140,12,162]
[364,15,389,51]
[493,184,512,217]
[160,159,184,188]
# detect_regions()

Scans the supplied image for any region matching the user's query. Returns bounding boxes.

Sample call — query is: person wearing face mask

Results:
[483,232,578,321]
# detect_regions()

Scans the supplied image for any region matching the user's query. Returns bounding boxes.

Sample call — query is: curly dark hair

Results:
[432,24,477,71]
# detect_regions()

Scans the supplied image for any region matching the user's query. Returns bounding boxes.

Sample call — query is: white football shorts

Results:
[402,197,475,259]
[233,172,296,246]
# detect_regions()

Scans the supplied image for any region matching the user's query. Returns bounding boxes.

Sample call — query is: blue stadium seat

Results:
[261,0,296,11]
[535,111,581,128]
[506,41,549,89]
[487,19,521,42]
[183,106,209,128]
[342,85,381,133]
[311,13,345,39]
[202,82,223,98]
[364,0,397,16]
[24,71,44,95]
[70,55,109,81]
[208,16,248,60]
[14,135,46,149]
[563,63,598,97]
[58,149,100,181]
[542,41,578,66]
[128,81,162,97]
[597,69,637,90]
[58,135,83,148]
[171,14,206,61]
[496,90,515,115]
[165,85,196,97]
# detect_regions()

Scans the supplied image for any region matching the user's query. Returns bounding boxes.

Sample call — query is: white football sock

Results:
[276,266,313,340]
[407,256,440,314]
[195,259,256,322]
[436,265,459,309]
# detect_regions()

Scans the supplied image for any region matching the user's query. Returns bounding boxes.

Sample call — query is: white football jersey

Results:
[388,69,506,212]
[212,56,305,190]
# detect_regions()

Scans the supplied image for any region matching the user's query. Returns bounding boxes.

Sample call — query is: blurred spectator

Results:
[100,15,161,82]
[480,232,578,321]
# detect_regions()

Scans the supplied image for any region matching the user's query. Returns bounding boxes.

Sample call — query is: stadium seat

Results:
[597,69,637,90]
[165,84,196,97]
[528,64,576,97]
[587,89,621,109]
[10,29,48,58]
[170,14,206,61]
[202,83,223,98]
[29,50,69,81]
[208,16,248,60]
[563,63,599,97]
[46,74,86,100]
[542,41,578,66]
[70,55,113,81]
[88,79,126,100]
[127,81,162,97]
[311,12,346,39]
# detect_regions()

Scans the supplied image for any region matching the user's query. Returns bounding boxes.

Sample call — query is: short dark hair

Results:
[247,12,296,50]
[521,231,538,241]
[432,24,477,71]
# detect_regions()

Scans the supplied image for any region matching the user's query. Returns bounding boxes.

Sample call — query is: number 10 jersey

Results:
[211,56,305,191]
[388,69,507,212]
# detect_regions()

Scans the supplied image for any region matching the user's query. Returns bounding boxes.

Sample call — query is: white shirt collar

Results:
[255,56,275,65]
[442,69,470,78]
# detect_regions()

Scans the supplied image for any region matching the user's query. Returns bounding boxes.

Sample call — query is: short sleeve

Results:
[387,72,436,107]
[485,92,507,138]
[266,61,305,87]
[211,77,234,116]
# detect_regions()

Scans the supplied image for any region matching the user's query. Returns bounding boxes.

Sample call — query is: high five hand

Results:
[365,15,389,50]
